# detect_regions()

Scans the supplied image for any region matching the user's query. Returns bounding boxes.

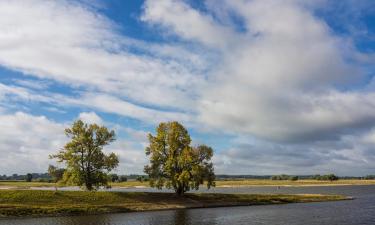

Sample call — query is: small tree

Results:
[289,176,299,181]
[26,173,32,182]
[144,121,215,196]
[48,165,65,191]
[109,174,119,183]
[136,176,143,182]
[119,175,128,182]
[327,174,339,181]
[50,120,119,190]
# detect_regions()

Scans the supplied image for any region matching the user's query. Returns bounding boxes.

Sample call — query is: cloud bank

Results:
[0,0,374,175]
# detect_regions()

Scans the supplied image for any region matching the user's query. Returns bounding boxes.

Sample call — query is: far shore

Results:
[1,179,375,190]
[0,190,350,218]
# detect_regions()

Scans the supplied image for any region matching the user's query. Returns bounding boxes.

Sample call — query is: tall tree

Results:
[48,165,65,191]
[144,121,215,196]
[50,120,119,190]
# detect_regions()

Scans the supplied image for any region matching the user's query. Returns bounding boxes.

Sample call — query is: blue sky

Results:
[0,0,374,176]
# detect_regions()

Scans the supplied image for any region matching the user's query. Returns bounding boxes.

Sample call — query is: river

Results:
[1,185,374,225]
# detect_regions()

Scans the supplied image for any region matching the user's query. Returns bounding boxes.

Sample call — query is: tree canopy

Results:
[50,120,119,190]
[144,121,215,196]
[48,165,65,191]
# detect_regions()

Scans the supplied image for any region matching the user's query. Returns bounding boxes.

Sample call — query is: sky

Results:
[0,0,374,176]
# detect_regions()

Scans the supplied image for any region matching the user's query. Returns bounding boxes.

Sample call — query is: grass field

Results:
[0,190,349,217]
[1,179,375,189]
[0,181,55,188]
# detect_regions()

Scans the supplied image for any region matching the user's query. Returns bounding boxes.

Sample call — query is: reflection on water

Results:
[1,185,375,225]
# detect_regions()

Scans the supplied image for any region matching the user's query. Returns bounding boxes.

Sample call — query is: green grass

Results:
[0,181,55,188]
[0,190,349,218]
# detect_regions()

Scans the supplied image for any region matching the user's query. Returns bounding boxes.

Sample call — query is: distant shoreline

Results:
[0,190,350,218]
[1,179,375,190]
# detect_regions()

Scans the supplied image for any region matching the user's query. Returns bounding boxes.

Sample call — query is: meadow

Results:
[0,190,348,217]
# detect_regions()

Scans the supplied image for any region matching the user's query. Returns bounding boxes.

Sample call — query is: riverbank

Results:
[1,179,375,190]
[0,190,349,218]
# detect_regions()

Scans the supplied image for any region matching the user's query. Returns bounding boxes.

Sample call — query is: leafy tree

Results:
[119,175,128,182]
[327,174,339,181]
[48,165,65,191]
[109,173,119,183]
[26,173,32,182]
[136,176,149,182]
[271,174,290,180]
[50,120,119,190]
[289,176,299,181]
[144,121,215,196]
[314,174,339,181]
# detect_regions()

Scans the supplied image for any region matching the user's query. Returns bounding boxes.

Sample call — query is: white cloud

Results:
[195,0,373,142]
[1,0,375,175]
[78,112,103,125]
[0,111,151,175]
[0,112,66,174]
[213,133,375,176]
[0,0,204,110]
[107,140,147,174]
[13,79,51,90]
[141,0,239,48]
[0,83,191,125]
[75,93,192,124]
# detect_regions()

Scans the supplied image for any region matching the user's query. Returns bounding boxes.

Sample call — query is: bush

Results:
[289,176,299,181]
[314,174,339,181]
[108,174,119,183]
[271,175,297,181]
[119,175,127,182]
[136,176,149,182]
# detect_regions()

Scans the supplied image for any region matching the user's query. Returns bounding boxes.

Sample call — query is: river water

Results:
[1,185,374,225]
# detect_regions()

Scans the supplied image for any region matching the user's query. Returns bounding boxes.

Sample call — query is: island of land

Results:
[0,190,350,218]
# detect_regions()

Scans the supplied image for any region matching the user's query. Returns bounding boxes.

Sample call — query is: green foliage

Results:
[50,120,119,190]
[48,165,65,183]
[271,174,289,180]
[48,165,65,190]
[364,175,375,180]
[108,174,119,183]
[289,176,299,181]
[314,174,339,181]
[136,176,149,182]
[26,173,32,182]
[118,175,127,182]
[144,121,215,195]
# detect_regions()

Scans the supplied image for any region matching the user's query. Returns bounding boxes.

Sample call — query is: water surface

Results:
[1,185,374,225]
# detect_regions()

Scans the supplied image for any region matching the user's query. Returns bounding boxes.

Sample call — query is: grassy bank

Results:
[1,179,375,190]
[0,190,348,218]
[0,181,55,189]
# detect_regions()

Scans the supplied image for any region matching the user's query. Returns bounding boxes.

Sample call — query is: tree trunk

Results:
[176,186,184,196]
[86,180,93,191]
